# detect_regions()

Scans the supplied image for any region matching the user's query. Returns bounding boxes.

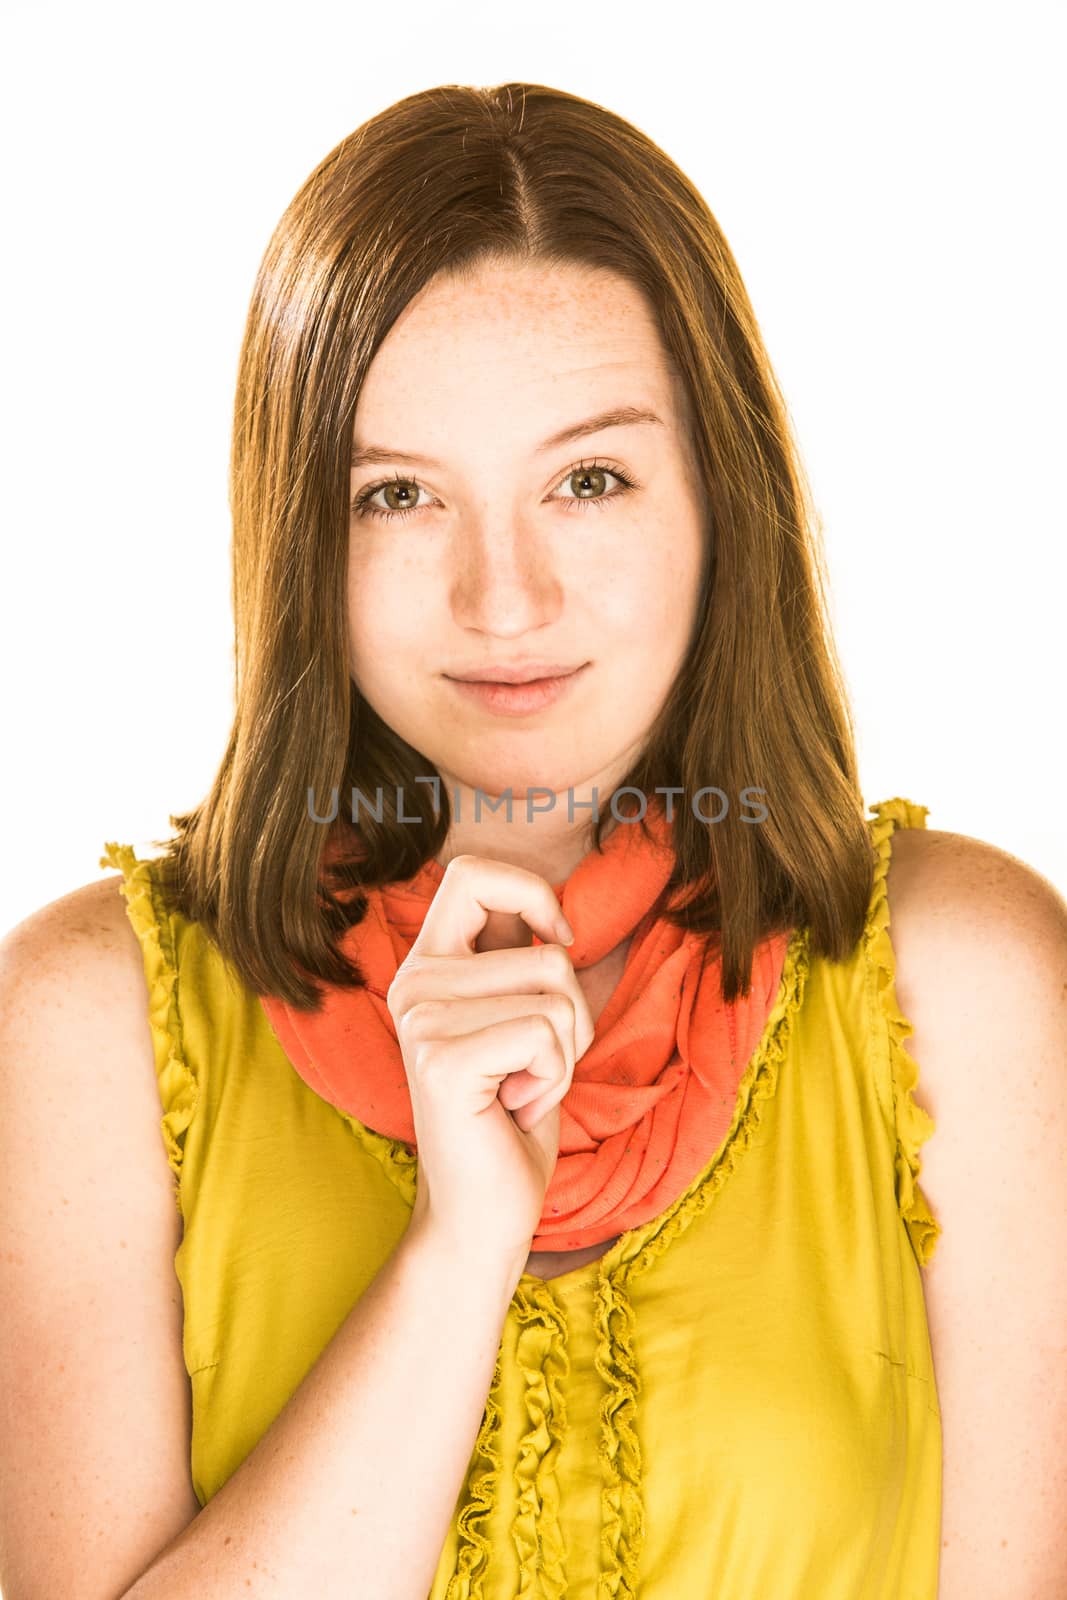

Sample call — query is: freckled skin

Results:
[346,256,707,893]
[346,260,707,1280]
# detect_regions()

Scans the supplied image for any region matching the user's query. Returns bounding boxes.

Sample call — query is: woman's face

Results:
[346,257,708,824]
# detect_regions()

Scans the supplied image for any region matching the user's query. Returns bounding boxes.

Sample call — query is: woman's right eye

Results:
[352,475,430,523]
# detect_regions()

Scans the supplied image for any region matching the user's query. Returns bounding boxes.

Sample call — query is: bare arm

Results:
[0,878,200,1600]
[887,830,1067,1598]
[0,878,526,1600]
[125,1216,519,1599]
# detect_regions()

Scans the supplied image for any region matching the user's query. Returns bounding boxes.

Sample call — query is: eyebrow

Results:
[350,405,665,469]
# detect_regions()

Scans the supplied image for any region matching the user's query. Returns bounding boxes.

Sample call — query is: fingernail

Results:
[557,917,575,944]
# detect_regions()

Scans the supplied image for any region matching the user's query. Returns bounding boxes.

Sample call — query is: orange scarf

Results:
[259,802,792,1251]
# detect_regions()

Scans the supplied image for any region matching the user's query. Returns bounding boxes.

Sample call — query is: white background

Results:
[0,6,1064,1598]
[2,0,1064,940]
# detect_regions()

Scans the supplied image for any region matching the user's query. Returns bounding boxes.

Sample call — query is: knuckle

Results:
[403,998,446,1038]
[532,1011,560,1046]
[538,942,574,982]
[386,972,412,1020]
[546,990,576,1025]
[413,1037,447,1078]
[442,853,477,879]
[388,958,435,1022]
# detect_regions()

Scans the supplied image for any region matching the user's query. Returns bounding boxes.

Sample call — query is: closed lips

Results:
[446,663,585,684]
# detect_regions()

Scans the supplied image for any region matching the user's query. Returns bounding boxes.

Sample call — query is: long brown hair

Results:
[153,81,874,1008]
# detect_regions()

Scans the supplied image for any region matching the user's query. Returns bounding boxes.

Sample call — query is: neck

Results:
[433,779,628,890]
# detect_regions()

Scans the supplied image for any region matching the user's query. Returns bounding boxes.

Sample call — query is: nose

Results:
[448,509,564,636]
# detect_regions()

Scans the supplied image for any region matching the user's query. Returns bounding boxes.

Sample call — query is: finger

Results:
[399,943,590,1039]
[402,991,577,1077]
[410,854,572,961]
[513,1088,562,1134]
[412,1014,568,1116]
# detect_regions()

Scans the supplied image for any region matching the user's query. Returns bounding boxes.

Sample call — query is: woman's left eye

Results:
[351,457,636,523]
[551,459,636,511]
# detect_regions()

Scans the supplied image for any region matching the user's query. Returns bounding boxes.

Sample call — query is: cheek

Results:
[595,538,699,641]
[345,548,425,665]
[643,515,705,621]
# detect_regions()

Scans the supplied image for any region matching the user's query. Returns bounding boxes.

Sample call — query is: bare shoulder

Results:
[0,871,167,1142]
[0,873,168,1152]
[884,819,1066,921]
[882,821,1067,1201]
[1,870,146,980]
[883,823,1067,1086]
[0,873,201,1598]
[882,825,1067,1592]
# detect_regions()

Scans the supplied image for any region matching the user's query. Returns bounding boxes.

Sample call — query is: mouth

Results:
[445,662,587,684]
[443,663,589,717]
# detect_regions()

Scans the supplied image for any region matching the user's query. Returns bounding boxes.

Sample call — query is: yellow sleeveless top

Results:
[100,796,942,1599]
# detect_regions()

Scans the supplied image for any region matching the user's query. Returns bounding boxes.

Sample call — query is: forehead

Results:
[352,259,686,448]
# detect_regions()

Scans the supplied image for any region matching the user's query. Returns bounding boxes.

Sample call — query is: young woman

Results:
[1,82,1064,1600]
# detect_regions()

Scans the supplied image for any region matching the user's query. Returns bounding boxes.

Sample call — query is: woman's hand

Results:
[387,854,595,1266]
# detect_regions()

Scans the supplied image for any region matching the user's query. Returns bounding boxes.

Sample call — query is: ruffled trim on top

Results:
[592,1267,644,1597]
[590,922,812,1595]
[612,922,812,1285]
[864,799,942,1268]
[509,1283,570,1598]
[444,1282,570,1600]
[99,842,198,1217]
[336,1109,419,1207]
[315,919,814,1597]
[445,1351,505,1600]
